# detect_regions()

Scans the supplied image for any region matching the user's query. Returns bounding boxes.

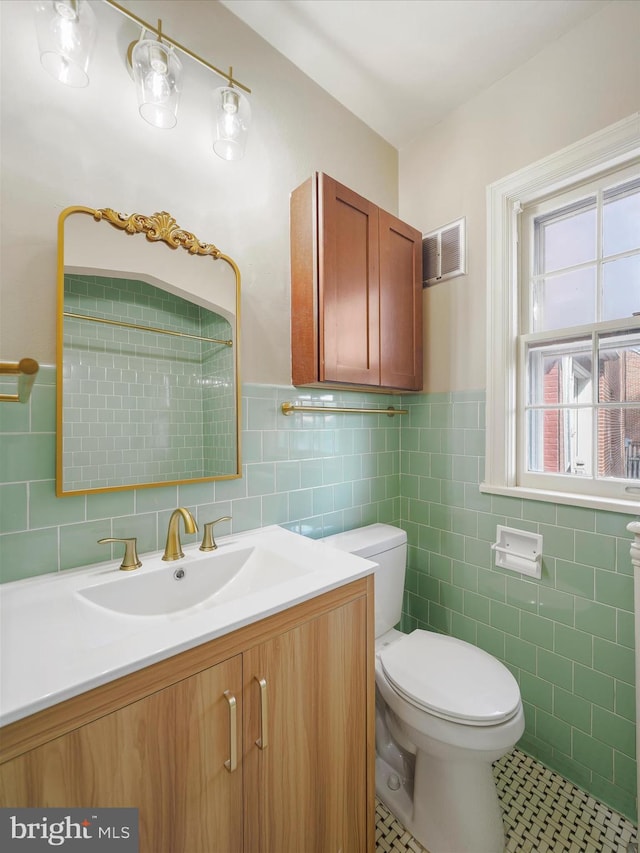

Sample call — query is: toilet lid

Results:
[379,630,521,724]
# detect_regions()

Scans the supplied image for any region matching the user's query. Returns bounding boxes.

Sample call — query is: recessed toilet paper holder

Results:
[491,525,543,578]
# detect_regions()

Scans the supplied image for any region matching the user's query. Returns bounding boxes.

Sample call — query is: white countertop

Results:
[0,525,375,727]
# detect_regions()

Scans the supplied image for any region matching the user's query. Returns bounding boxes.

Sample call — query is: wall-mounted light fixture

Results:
[34,0,97,88]
[34,0,252,160]
[129,22,183,130]
[213,82,251,161]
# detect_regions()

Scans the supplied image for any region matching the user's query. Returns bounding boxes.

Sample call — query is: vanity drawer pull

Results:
[255,676,268,750]
[223,690,238,772]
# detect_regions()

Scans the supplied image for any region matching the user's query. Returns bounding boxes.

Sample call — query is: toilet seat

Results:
[378,630,521,726]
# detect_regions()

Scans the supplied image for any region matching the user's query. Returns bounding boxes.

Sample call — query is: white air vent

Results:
[422,217,466,286]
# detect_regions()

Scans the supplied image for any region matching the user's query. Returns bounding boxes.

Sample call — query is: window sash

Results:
[519,166,640,501]
[521,165,640,336]
[518,318,640,499]
[483,113,640,512]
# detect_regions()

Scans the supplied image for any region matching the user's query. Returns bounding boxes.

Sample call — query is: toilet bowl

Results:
[323,524,525,853]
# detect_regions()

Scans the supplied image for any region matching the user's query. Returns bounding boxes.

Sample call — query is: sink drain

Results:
[174,568,185,580]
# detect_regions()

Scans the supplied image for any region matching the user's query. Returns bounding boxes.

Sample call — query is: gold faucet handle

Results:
[200,516,232,552]
[98,537,142,571]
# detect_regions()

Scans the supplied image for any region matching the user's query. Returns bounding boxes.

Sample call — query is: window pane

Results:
[603,180,640,257]
[598,329,640,402]
[536,201,596,273]
[527,408,593,476]
[528,339,592,406]
[597,407,640,479]
[534,267,596,331]
[602,255,640,322]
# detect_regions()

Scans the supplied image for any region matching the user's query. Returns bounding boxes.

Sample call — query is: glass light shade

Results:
[213,86,251,161]
[131,38,182,129]
[34,0,97,88]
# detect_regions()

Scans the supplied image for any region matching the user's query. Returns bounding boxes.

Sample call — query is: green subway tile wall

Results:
[0,374,637,821]
[0,367,401,584]
[62,275,235,489]
[401,391,637,822]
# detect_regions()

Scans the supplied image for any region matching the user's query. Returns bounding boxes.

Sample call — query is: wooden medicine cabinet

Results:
[291,173,423,392]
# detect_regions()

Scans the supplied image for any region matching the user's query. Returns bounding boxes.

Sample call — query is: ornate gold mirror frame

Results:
[56,206,241,496]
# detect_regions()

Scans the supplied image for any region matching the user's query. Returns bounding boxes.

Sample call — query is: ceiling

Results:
[219,0,609,149]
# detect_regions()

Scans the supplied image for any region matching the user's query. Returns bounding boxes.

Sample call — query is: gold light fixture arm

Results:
[104,0,251,94]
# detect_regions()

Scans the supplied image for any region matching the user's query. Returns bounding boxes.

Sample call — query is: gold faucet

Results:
[98,537,142,571]
[163,507,198,561]
[200,516,232,551]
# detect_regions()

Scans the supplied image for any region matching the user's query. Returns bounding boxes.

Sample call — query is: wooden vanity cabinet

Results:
[291,172,423,391]
[244,590,370,852]
[0,656,244,852]
[0,577,374,853]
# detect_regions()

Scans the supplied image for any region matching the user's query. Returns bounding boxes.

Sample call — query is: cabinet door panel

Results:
[243,596,369,853]
[0,657,244,853]
[379,210,423,390]
[320,175,380,385]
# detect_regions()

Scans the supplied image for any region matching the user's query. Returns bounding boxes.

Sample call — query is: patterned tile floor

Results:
[375,748,638,853]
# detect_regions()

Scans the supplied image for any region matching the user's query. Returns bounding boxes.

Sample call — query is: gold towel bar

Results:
[0,358,39,404]
[63,312,233,347]
[281,402,407,417]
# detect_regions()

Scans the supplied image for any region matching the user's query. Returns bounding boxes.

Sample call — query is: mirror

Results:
[56,206,241,496]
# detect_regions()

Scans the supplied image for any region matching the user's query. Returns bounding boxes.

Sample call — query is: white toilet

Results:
[323,523,525,853]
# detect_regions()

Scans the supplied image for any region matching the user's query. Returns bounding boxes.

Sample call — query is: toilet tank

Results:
[322,523,407,638]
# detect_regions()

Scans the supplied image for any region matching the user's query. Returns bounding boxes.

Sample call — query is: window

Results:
[484,114,640,512]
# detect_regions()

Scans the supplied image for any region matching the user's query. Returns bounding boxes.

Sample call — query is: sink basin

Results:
[1,524,377,725]
[77,545,313,616]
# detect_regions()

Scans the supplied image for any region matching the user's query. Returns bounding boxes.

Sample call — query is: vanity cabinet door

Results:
[0,655,244,853]
[243,594,372,853]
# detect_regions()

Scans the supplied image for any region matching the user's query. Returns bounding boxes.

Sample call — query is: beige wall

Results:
[0,0,397,386]
[400,0,640,393]
[5,1,638,394]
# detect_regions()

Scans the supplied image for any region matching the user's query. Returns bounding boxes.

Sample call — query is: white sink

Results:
[77,545,313,616]
[1,524,376,726]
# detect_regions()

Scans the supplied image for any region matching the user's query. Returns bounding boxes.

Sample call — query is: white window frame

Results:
[482,112,640,513]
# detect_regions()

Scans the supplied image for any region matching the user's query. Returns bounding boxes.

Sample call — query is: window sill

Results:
[479,482,640,516]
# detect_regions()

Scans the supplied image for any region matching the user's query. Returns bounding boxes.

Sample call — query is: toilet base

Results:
[376,754,414,830]
[376,749,506,853]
